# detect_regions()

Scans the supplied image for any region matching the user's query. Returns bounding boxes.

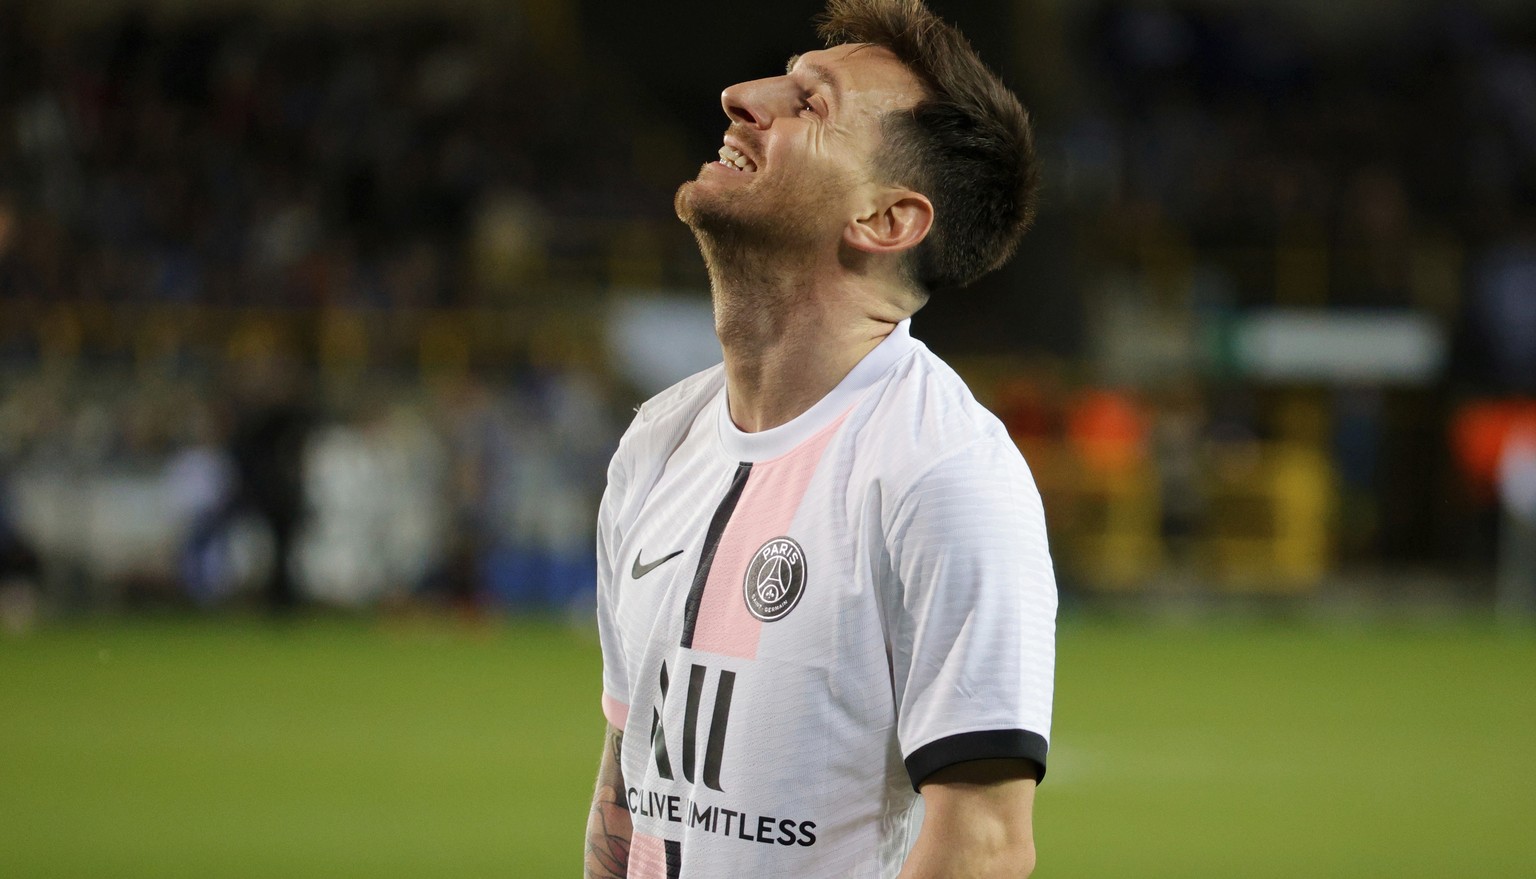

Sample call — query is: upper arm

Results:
[596,448,631,728]
[887,438,1057,790]
[589,451,633,879]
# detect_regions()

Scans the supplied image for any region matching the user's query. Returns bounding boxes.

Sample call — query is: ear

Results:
[843,189,933,256]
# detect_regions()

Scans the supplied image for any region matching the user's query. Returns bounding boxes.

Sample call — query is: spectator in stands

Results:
[0,469,43,633]
[226,356,314,615]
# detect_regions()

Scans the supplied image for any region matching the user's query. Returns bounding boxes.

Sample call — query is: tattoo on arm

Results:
[584,727,632,878]
[585,787,630,878]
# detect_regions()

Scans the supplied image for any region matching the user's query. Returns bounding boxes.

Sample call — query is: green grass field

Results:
[2,615,1533,877]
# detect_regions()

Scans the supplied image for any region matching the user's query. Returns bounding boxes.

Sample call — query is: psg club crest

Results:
[743,537,807,622]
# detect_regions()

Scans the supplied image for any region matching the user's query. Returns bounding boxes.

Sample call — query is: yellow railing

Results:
[0,300,612,377]
[1026,438,1335,594]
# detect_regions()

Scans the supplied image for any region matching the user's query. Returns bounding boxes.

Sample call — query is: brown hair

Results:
[818,0,1038,292]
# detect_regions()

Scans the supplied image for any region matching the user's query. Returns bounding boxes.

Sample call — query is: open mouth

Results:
[717,143,758,173]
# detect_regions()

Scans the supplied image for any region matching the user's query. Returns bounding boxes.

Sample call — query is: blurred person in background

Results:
[1468,207,1536,396]
[0,190,13,264]
[437,370,527,612]
[0,190,35,302]
[166,400,237,607]
[1497,428,1536,621]
[0,469,43,634]
[585,1,1056,877]
[298,394,449,609]
[226,354,314,616]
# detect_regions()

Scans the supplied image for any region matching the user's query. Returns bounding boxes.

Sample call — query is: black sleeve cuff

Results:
[904,728,1049,791]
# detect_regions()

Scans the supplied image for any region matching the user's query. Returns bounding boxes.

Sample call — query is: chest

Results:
[613,435,885,672]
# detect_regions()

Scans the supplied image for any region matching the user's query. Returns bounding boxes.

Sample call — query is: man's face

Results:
[675,43,925,250]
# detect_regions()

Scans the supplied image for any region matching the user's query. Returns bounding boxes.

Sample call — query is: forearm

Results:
[583,725,633,879]
[895,826,1036,879]
[896,760,1039,879]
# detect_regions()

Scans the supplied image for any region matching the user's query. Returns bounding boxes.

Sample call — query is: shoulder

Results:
[608,363,725,483]
[628,363,725,435]
[854,345,1029,495]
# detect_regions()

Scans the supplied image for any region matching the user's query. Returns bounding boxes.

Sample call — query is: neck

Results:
[699,234,911,433]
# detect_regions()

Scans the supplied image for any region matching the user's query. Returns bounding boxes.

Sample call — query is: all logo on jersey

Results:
[635,664,818,849]
[743,537,807,622]
[650,661,734,791]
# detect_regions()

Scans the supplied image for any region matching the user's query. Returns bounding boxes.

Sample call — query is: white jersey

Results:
[596,320,1056,879]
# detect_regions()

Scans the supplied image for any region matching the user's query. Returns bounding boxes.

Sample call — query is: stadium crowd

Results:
[1069,1,1535,382]
[1,1,1533,615]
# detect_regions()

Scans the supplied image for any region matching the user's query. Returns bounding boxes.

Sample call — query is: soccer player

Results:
[584,1,1056,876]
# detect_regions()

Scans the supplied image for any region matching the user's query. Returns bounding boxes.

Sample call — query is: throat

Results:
[709,267,815,353]
[717,306,893,435]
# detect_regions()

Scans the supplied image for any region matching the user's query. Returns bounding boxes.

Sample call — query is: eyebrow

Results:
[784,55,840,93]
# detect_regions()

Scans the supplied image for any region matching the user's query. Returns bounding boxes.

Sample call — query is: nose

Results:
[721,76,792,129]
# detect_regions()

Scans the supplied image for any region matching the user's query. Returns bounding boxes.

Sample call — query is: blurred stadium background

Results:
[1,0,1534,875]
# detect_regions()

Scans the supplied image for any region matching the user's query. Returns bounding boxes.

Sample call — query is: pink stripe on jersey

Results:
[601,693,629,729]
[690,412,849,659]
[627,833,666,879]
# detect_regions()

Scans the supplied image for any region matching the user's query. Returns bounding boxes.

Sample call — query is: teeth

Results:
[716,144,756,172]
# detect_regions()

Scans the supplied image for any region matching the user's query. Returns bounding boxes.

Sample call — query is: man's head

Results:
[675,0,1038,298]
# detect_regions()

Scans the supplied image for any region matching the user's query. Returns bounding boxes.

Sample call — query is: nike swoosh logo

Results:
[631,550,685,580]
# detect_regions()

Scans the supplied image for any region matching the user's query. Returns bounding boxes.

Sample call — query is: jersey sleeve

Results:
[595,447,630,730]
[886,436,1057,789]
